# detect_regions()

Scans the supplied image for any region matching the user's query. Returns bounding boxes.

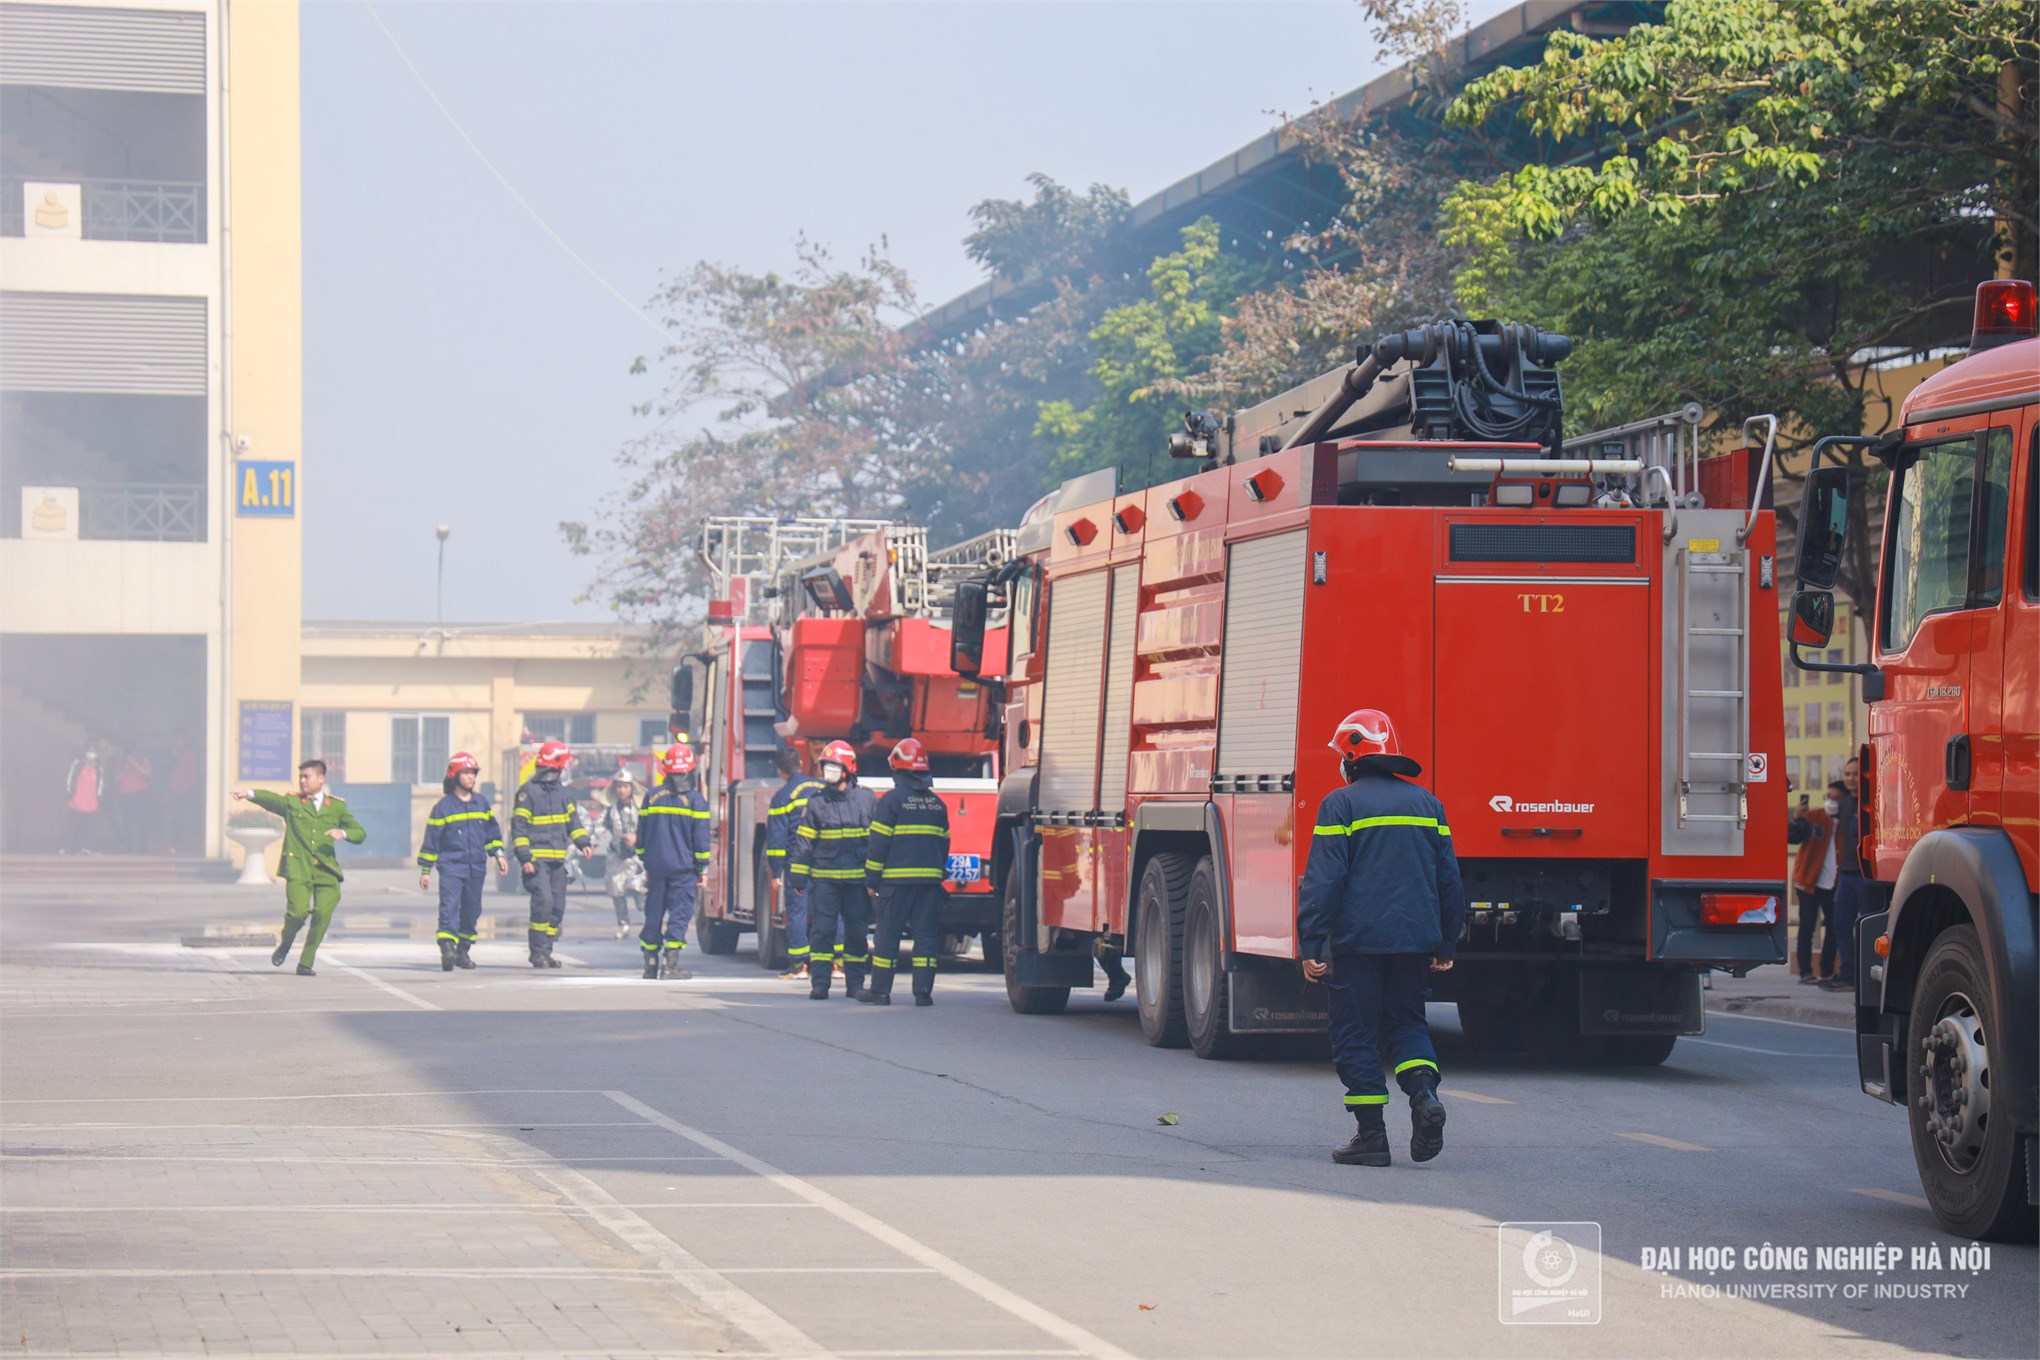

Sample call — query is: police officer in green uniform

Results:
[235,759,366,976]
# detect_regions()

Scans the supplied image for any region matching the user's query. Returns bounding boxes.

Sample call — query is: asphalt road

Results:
[2,868,2033,1359]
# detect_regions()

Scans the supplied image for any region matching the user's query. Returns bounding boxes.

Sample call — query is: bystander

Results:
[1787,783,1843,983]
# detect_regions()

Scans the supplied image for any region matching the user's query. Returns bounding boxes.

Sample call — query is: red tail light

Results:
[1700,893,1778,926]
[1971,279,2037,351]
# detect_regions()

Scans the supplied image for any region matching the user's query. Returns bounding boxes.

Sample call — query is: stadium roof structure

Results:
[904,0,1660,351]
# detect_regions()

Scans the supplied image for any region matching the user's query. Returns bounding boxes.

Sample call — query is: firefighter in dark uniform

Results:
[1298,708,1467,1167]
[860,738,950,1007]
[764,748,825,980]
[787,739,877,1000]
[417,751,508,970]
[512,740,591,968]
[637,742,712,978]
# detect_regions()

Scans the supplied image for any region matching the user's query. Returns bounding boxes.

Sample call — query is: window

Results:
[300,710,347,780]
[1009,569,1039,665]
[2025,427,2037,601]
[637,715,670,748]
[1826,701,1846,736]
[1805,702,1821,735]
[1782,662,1798,689]
[1784,708,1800,739]
[525,713,594,744]
[1974,428,2012,606]
[1881,426,2018,646]
[391,713,451,786]
[1785,756,1801,786]
[1824,647,1844,667]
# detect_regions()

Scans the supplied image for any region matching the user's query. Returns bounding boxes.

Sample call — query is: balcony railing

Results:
[4,483,206,541]
[1,177,205,244]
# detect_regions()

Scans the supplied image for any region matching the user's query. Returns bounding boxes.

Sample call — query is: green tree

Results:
[1441,0,2037,632]
[1036,218,1255,486]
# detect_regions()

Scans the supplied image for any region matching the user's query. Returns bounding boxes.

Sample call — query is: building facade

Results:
[299,621,670,860]
[0,0,301,857]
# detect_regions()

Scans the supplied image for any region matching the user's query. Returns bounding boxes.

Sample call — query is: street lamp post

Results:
[435,524,451,628]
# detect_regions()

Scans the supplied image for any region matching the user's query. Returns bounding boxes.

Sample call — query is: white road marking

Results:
[313,952,439,1010]
[0,1122,651,1131]
[1850,1187,1932,1210]
[0,1088,600,1104]
[0,1154,721,1166]
[716,1267,938,1275]
[607,1091,1137,1360]
[509,1143,828,1356]
[1704,1009,1850,1033]
[1615,1131,1713,1152]
[1684,1037,1835,1058]
[0,1203,818,1214]
[1444,1090,1513,1105]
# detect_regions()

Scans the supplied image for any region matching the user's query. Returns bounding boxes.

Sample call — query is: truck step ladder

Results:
[1677,543,1749,829]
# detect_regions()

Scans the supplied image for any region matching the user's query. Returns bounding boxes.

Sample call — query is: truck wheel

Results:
[697,915,742,955]
[1183,858,1249,1059]
[754,857,786,970]
[1001,866,1068,1015]
[1907,926,2038,1242]
[1601,1034,1677,1066]
[1136,853,1191,1049]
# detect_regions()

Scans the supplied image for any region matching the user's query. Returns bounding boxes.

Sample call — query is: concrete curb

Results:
[1706,995,1852,1029]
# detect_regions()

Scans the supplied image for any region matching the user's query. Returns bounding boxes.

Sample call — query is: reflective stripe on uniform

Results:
[871,955,895,968]
[428,810,496,826]
[809,867,864,879]
[1313,816,1451,836]
[765,847,787,859]
[529,848,568,860]
[911,956,938,968]
[1393,1058,1439,1075]
[435,931,459,941]
[1343,1093,1390,1105]
[873,866,944,880]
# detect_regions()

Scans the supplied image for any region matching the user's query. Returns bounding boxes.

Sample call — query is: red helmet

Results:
[661,743,697,776]
[445,751,481,778]
[1328,708,1421,777]
[535,740,571,770]
[888,737,929,772]
[818,740,858,774]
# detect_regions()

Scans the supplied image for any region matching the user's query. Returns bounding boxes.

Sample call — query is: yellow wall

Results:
[221,0,304,863]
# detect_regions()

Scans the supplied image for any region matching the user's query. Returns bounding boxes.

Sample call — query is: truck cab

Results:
[1789,278,2040,1241]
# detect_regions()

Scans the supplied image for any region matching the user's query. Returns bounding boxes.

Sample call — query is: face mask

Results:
[821,762,845,785]
[1824,799,1840,816]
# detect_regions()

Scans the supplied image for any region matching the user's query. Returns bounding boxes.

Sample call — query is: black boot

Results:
[844,969,870,1002]
[913,992,934,1007]
[661,948,691,980]
[439,938,457,972]
[1332,1105,1391,1166]
[272,918,304,968]
[454,940,476,969]
[295,963,317,977]
[1100,952,1129,1003]
[642,950,660,980]
[809,960,833,1000]
[859,969,893,1005]
[1404,1071,1446,1163]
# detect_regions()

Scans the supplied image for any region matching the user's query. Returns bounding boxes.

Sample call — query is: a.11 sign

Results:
[236,460,296,517]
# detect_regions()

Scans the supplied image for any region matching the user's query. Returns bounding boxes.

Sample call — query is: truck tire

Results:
[1183,857,1250,1059]
[697,914,742,955]
[1001,866,1068,1015]
[1907,925,2038,1242]
[754,856,786,970]
[1136,853,1191,1049]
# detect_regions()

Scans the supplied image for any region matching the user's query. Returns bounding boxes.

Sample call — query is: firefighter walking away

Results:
[513,740,591,968]
[788,739,878,1000]
[638,742,711,978]
[861,738,950,1007]
[1298,709,1467,1167]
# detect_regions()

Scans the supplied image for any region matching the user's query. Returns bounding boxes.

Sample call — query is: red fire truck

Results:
[676,518,1013,964]
[951,319,1790,1065]
[1789,278,2038,1241]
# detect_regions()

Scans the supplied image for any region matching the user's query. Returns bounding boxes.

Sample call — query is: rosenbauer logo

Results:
[1489,794,1596,814]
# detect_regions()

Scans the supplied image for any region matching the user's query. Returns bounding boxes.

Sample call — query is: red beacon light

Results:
[1971,279,2037,351]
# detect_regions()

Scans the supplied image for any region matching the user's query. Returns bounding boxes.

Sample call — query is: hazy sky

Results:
[302,0,1515,624]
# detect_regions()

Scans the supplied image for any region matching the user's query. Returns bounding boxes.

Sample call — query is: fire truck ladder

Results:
[1676,541,1750,829]
[1562,404,1705,506]
[701,516,895,624]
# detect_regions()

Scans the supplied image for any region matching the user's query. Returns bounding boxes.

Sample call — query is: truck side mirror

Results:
[951,580,989,678]
[1796,464,1851,590]
[669,664,694,736]
[1789,589,1835,648]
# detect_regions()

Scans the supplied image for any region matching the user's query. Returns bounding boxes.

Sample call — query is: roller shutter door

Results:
[1217,529,1306,778]
[1037,570,1108,814]
[1096,563,1139,815]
